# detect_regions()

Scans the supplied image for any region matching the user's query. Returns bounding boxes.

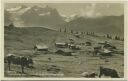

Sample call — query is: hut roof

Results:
[55,42,67,45]
[35,44,48,49]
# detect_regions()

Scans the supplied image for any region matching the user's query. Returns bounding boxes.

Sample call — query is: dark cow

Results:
[5,54,33,73]
[4,54,15,71]
[99,66,119,78]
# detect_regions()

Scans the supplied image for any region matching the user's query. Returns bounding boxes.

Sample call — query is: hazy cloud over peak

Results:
[5,3,124,18]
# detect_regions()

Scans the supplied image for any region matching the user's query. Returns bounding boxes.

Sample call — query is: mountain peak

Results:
[5,5,65,28]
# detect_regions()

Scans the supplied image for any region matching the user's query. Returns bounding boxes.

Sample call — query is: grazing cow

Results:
[99,66,119,78]
[5,54,33,73]
[5,54,16,71]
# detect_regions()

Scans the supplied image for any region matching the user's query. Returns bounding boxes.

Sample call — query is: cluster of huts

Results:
[33,42,81,56]
[33,38,84,56]
[33,37,116,56]
[93,41,117,56]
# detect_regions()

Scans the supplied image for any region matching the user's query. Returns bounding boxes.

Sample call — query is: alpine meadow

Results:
[4,3,124,78]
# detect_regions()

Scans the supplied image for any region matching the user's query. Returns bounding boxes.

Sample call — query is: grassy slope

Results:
[5,27,66,55]
[5,26,123,54]
[4,26,124,77]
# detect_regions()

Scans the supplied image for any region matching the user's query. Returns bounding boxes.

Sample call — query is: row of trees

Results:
[59,28,95,35]
[59,28,73,33]
[86,32,95,35]
[106,34,124,41]
[59,28,124,41]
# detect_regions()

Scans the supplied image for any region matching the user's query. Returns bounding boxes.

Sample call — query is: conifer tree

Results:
[59,28,61,32]
[64,28,66,33]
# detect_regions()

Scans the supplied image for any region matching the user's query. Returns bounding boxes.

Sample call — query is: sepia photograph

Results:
[4,2,124,78]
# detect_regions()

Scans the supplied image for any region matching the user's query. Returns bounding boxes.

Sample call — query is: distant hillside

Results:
[59,15,124,36]
[5,26,123,55]
[4,26,72,55]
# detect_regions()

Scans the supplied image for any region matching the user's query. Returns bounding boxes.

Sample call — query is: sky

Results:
[5,3,124,17]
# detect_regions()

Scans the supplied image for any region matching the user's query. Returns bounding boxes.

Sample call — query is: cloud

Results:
[79,3,102,18]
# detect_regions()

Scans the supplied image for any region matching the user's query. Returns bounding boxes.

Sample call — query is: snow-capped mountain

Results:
[5,5,65,29]
[6,5,30,15]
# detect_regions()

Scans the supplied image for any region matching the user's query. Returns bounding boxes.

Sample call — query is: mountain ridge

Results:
[58,15,124,36]
[5,5,124,36]
[5,5,66,29]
